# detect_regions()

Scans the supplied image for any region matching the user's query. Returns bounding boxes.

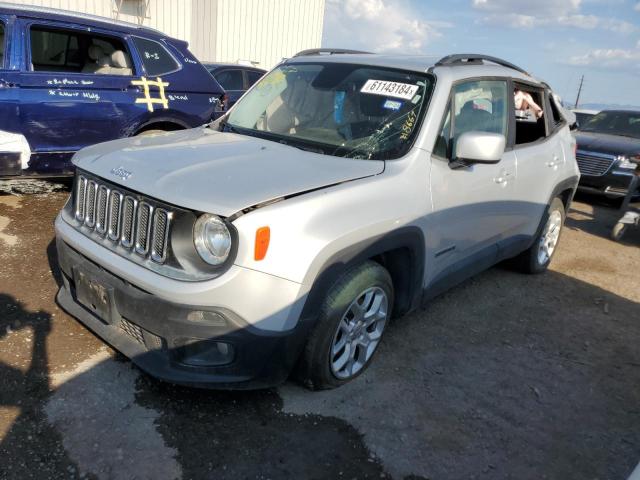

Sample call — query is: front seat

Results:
[82,45,110,74]
[109,50,133,76]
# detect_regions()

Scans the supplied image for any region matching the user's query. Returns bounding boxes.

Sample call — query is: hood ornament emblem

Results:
[110,166,132,181]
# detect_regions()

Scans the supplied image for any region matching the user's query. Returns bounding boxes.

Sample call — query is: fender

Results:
[524,174,579,251]
[298,226,426,326]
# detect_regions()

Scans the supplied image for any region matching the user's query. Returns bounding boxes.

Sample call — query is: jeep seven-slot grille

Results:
[576,150,616,177]
[74,174,171,264]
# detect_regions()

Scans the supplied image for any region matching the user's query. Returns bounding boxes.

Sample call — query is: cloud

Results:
[636,2,640,11]
[473,0,636,33]
[472,0,581,16]
[569,48,640,67]
[322,0,450,54]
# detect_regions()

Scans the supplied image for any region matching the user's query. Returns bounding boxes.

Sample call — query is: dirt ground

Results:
[0,188,639,480]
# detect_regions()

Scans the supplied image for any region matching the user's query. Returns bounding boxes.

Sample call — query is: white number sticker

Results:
[360,79,419,100]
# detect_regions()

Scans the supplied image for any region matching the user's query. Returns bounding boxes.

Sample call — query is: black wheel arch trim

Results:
[299,226,426,326]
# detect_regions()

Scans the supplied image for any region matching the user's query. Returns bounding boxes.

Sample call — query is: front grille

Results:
[576,150,616,177]
[120,318,145,346]
[74,174,172,264]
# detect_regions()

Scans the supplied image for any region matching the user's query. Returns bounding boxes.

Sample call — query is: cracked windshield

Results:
[225,63,434,159]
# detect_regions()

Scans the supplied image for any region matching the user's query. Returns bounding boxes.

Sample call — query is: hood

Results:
[575,131,640,157]
[73,128,384,217]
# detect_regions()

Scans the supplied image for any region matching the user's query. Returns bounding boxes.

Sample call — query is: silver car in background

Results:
[54,51,579,390]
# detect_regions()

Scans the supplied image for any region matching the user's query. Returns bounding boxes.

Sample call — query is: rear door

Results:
[509,82,562,252]
[18,20,141,174]
[0,14,25,177]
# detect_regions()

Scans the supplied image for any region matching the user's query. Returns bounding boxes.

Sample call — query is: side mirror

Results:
[454,131,506,165]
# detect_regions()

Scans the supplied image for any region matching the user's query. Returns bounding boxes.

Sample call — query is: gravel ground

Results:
[0,188,638,480]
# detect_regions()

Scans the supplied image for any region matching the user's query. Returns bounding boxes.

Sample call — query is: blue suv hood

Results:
[72,128,384,216]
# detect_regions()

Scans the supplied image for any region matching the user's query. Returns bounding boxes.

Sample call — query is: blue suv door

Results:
[18,19,142,175]
[0,14,24,176]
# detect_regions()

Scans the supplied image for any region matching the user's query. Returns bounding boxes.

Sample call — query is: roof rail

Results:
[0,2,163,35]
[434,54,529,76]
[293,48,372,57]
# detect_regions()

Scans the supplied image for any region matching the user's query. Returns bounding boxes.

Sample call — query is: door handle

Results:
[546,155,560,168]
[493,171,511,185]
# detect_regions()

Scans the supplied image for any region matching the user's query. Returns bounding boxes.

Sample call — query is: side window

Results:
[513,84,547,145]
[547,92,563,130]
[132,37,179,76]
[215,69,244,90]
[246,70,264,87]
[30,28,81,71]
[0,22,5,68]
[30,26,133,75]
[434,79,508,159]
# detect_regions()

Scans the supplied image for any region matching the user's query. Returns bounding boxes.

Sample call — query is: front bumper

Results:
[578,169,638,197]
[55,236,312,390]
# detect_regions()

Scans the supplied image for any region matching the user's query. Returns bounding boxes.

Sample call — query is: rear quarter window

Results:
[132,37,180,76]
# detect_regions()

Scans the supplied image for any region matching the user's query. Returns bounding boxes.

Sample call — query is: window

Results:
[132,37,179,76]
[434,79,508,159]
[226,63,434,160]
[246,70,264,87]
[215,69,244,90]
[579,111,640,139]
[0,22,5,68]
[547,92,563,130]
[30,26,133,75]
[514,84,546,145]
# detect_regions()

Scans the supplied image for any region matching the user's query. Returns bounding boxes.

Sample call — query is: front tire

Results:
[296,261,394,390]
[514,197,566,274]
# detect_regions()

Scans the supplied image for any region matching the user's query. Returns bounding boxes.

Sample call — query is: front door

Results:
[18,20,141,174]
[427,78,518,291]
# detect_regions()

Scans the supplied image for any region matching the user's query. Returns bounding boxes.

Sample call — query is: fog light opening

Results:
[175,338,234,367]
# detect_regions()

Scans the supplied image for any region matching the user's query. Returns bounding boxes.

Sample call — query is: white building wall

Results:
[213,0,324,67]
[4,0,324,68]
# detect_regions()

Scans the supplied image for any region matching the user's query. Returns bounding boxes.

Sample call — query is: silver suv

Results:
[55,51,579,390]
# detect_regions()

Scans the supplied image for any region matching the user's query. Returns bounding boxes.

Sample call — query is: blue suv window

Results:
[215,69,244,91]
[0,22,5,68]
[30,26,134,75]
[132,37,179,76]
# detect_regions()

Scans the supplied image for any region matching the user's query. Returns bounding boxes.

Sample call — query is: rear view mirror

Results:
[454,131,506,165]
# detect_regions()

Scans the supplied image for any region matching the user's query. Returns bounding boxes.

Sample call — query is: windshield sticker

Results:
[131,76,169,112]
[400,110,418,141]
[360,80,419,100]
[383,99,402,111]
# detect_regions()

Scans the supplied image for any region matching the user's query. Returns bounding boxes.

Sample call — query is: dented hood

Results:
[73,128,384,217]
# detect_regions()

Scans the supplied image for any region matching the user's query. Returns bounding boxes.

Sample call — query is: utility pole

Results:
[574,75,584,108]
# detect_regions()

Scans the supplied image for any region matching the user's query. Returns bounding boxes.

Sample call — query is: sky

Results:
[321,0,640,107]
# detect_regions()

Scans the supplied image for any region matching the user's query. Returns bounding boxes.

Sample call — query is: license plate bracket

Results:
[74,268,114,323]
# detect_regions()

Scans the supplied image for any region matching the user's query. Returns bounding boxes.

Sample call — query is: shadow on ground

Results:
[2,266,639,479]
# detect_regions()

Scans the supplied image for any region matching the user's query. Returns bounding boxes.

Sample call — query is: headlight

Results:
[193,214,232,265]
[617,155,639,170]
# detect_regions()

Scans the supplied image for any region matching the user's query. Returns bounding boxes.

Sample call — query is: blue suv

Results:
[0,4,226,178]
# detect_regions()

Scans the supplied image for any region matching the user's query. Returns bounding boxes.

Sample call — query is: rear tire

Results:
[514,197,565,274]
[296,261,394,390]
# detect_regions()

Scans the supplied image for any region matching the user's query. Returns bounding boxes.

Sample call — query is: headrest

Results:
[110,50,131,69]
[88,44,104,61]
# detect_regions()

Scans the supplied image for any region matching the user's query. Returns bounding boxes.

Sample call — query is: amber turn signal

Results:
[254,227,270,261]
